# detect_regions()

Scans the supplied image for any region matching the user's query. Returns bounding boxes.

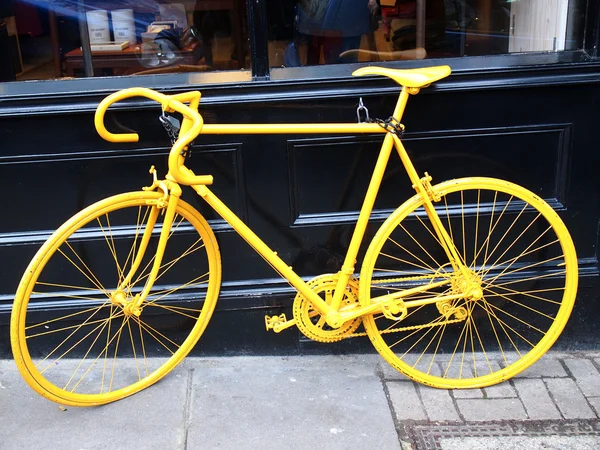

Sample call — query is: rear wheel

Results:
[11,191,221,406]
[359,177,577,388]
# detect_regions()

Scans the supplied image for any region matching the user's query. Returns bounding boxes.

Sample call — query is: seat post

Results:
[392,87,411,122]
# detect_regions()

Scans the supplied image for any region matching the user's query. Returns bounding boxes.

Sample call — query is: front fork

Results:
[111,168,182,315]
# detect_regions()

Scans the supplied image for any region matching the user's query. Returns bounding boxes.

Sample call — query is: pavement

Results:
[1,352,600,450]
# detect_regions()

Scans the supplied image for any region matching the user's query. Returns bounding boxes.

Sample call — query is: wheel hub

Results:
[110,290,142,316]
[451,270,483,302]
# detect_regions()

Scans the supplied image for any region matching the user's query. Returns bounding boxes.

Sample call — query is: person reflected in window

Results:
[297,0,379,64]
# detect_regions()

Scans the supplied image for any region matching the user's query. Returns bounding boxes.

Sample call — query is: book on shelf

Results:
[86,41,130,52]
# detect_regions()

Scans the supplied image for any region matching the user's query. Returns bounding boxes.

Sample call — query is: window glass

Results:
[0,0,249,82]
[266,0,584,67]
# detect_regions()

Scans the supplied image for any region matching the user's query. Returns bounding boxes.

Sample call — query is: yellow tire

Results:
[11,191,221,406]
[359,177,577,388]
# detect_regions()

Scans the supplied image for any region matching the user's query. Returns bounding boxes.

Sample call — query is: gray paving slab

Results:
[456,398,527,421]
[515,355,568,378]
[0,359,188,450]
[513,378,561,420]
[418,385,461,421]
[378,360,410,381]
[563,358,600,397]
[480,362,517,398]
[484,382,517,398]
[544,378,596,419]
[452,388,484,398]
[386,381,428,420]
[378,357,441,381]
[587,397,600,416]
[186,355,401,450]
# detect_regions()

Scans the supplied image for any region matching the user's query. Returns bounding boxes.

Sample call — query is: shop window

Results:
[0,0,249,82]
[266,0,586,67]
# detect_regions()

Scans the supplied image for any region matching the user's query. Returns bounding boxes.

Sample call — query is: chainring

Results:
[293,274,362,343]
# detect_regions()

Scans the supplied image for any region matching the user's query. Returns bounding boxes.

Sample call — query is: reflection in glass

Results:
[3,0,249,81]
[267,0,583,67]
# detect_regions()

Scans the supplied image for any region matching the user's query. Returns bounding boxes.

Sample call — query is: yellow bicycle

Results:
[10,65,578,406]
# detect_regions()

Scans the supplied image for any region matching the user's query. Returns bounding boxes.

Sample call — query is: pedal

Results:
[265,313,287,332]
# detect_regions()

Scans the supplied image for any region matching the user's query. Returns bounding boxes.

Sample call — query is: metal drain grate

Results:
[404,419,600,449]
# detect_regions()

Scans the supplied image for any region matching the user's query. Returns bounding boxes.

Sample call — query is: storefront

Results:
[1,0,599,356]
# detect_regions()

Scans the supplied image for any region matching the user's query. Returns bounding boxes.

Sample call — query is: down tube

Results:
[191,184,335,317]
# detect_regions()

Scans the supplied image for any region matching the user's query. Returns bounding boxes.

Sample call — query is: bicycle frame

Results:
[95,86,469,330]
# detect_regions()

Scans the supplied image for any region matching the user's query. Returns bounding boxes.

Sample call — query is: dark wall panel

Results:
[1,73,599,356]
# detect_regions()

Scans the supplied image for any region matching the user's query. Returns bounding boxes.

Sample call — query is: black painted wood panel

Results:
[1,71,599,356]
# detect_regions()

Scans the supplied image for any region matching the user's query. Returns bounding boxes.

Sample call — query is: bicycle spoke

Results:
[121,205,152,286]
[143,302,201,320]
[471,190,481,270]
[144,272,211,305]
[127,319,142,382]
[479,196,517,270]
[26,314,123,339]
[414,212,444,248]
[35,281,105,292]
[138,317,149,378]
[478,300,531,351]
[58,245,109,297]
[471,303,493,375]
[33,300,113,366]
[109,316,128,393]
[492,270,566,288]
[485,255,565,285]
[482,212,543,274]
[481,233,557,278]
[97,215,125,284]
[101,305,114,394]
[64,318,112,391]
[485,300,546,335]
[25,304,112,331]
[30,290,105,303]
[134,318,178,355]
[38,316,113,375]
[395,225,445,273]
[484,288,556,320]
[483,283,563,305]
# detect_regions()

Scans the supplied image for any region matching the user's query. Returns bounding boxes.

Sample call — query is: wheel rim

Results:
[360,178,577,388]
[12,192,220,405]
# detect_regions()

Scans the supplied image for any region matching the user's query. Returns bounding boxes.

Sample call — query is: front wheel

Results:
[11,191,221,406]
[359,177,577,388]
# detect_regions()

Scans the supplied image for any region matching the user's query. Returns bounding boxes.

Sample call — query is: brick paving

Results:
[382,352,600,423]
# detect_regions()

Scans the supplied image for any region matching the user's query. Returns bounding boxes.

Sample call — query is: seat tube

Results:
[329,88,412,311]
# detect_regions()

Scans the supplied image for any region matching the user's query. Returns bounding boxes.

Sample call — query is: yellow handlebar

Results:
[95,87,213,186]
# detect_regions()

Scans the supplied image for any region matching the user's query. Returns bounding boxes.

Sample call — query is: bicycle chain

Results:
[348,317,465,338]
[368,116,405,137]
[159,114,180,144]
[371,274,449,284]
[160,113,193,158]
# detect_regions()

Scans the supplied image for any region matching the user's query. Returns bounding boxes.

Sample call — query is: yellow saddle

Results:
[353,65,451,88]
